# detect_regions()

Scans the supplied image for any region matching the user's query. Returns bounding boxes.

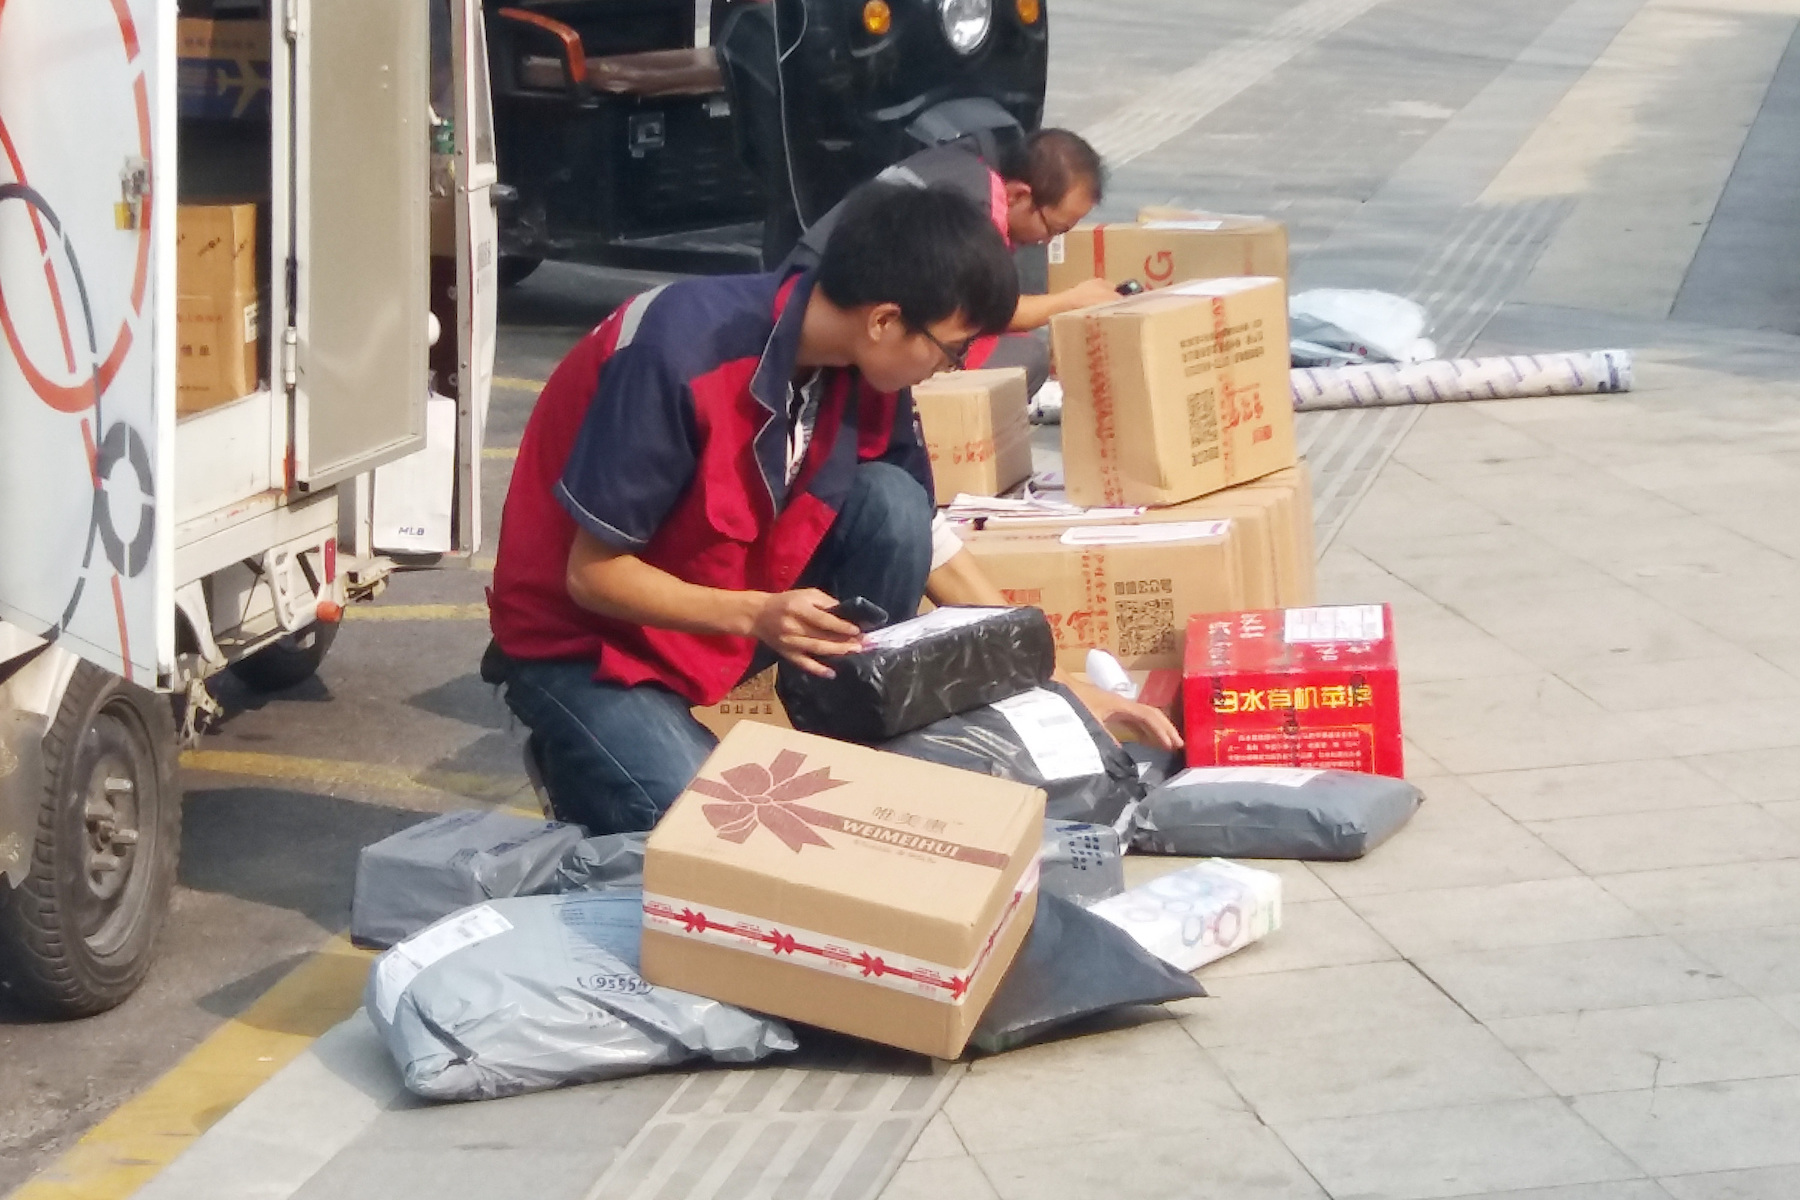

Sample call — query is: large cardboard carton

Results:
[176,203,259,415]
[1047,215,1288,293]
[1183,604,1402,778]
[912,368,1033,505]
[962,520,1240,672]
[178,18,272,121]
[1232,465,1317,606]
[640,723,1044,1059]
[1051,278,1295,507]
[691,667,792,740]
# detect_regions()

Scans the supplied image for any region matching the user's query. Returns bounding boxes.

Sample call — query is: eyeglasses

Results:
[1033,201,1074,241]
[915,325,974,371]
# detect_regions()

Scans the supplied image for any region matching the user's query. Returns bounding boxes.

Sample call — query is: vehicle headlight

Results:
[939,0,991,53]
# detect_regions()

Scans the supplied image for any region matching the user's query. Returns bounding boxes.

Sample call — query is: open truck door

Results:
[450,0,499,556]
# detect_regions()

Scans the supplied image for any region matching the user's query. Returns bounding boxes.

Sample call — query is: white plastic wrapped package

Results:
[351,810,587,949]
[1291,350,1633,412]
[366,893,797,1102]
[1088,860,1282,972]
[1134,767,1421,861]
[1289,288,1435,367]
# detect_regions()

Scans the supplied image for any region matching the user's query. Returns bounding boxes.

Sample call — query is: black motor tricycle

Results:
[484,0,1048,282]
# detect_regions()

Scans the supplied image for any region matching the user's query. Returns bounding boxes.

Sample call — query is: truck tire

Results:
[228,623,338,693]
[498,256,541,287]
[0,662,180,1018]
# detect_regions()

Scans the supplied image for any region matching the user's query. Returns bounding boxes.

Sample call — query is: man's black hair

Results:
[995,128,1106,208]
[816,183,1019,336]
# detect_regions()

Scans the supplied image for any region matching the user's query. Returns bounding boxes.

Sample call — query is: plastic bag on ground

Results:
[875,683,1143,826]
[555,831,647,891]
[780,606,1056,743]
[1088,860,1282,972]
[366,892,797,1102]
[1290,289,1435,367]
[1135,766,1421,860]
[969,892,1205,1054]
[1040,820,1126,906]
[351,810,587,949]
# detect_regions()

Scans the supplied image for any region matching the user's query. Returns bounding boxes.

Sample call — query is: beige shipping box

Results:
[640,722,1043,1060]
[912,368,1033,505]
[1052,277,1294,507]
[691,667,791,740]
[1047,215,1288,293]
[176,203,259,415]
[962,520,1240,672]
[1230,464,1317,606]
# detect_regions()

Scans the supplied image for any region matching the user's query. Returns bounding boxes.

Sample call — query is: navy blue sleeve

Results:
[879,387,937,500]
[556,343,699,550]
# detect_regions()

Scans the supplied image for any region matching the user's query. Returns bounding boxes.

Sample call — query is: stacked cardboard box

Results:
[1050,277,1295,507]
[691,667,791,740]
[1047,213,1288,294]
[176,203,260,416]
[912,368,1033,505]
[178,18,272,122]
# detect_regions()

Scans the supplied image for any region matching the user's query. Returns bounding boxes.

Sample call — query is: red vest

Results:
[488,273,921,705]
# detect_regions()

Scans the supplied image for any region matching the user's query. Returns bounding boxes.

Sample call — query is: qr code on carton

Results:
[1187,388,1220,466]
[1117,597,1176,658]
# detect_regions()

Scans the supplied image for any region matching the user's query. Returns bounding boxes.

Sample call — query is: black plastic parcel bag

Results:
[351,809,587,950]
[366,892,797,1102]
[1134,766,1422,860]
[876,683,1144,826]
[1040,820,1126,906]
[970,892,1206,1054]
[779,606,1055,743]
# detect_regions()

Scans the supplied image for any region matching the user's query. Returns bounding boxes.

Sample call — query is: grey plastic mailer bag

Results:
[352,810,588,949]
[780,606,1056,742]
[367,892,797,1102]
[1134,766,1422,860]
[877,684,1144,826]
[555,831,647,891]
[1040,820,1126,906]
[970,892,1205,1054]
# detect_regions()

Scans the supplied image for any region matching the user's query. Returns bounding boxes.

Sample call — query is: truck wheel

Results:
[0,663,180,1018]
[228,623,338,694]
[498,256,541,287]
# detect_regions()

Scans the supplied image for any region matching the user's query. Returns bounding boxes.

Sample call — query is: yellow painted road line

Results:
[472,555,496,572]
[482,445,518,459]
[342,602,488,622]
[181,749,532,807]
[10,935,373,1200]
[493,375,546,393]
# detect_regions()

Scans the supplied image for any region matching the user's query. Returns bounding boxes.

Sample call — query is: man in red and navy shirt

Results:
[488,185,1178,834]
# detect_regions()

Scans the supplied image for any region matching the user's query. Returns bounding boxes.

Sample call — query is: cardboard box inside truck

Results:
[1050,277,1296,507]
[176,202,259,415]
[1047,215,1288,294]
[640,722,1043,1060]
[912,368,1033,505]
[962,519,1240,672]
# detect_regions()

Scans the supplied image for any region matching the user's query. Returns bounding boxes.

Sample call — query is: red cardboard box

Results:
[1182,604,1402,778]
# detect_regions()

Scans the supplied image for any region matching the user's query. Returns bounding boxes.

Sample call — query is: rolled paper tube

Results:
[1290,349,1633,411]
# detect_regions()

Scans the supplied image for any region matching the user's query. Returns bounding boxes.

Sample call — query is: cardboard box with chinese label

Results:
[176,203,260,415]
[1182,604,1402,778]
[912,368,1033,505]
[178,18,272,121]
[1047,214,1288,294]
[640,722,1044,1059]
[691,667,792,741]
[961,520,1240,673]
[1050,277,1295,507]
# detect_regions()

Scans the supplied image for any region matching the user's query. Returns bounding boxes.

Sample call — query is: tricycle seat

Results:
[519,47,724,97]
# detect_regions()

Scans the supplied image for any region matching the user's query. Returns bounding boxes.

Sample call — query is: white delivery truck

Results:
[0,0,498,1017]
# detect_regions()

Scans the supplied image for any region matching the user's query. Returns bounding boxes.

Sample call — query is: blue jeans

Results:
[503,461,933,834]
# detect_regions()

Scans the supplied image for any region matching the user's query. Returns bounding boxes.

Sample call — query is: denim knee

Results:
[849,462,933,568]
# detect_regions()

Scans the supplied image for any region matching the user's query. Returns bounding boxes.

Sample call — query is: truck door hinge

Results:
[281,327,298,391]
[283,0,299,42]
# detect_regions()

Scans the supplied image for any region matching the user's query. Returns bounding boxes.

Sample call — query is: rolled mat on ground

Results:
[1133,766,1422,860]
[1290,349,1632,411]
[366,892,797,1102]
[778,605,1056,743]
[875,683,1144,827]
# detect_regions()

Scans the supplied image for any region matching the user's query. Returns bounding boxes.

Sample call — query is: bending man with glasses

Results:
[783,128,1120,397]
[484,184,1180,836]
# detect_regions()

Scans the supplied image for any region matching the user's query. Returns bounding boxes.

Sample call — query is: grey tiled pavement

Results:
[132,0,1800,1197]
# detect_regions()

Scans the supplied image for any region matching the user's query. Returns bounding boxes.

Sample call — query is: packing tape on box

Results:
[642,860,1038,1005]
[1290,349,1633,412]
